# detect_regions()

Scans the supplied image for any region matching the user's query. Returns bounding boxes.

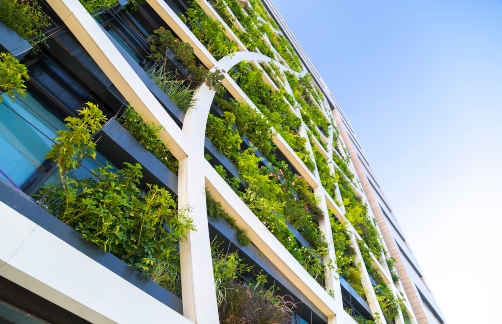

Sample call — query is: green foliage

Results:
[338,176,383,256]
[358,241,401,322]
[119,105,178,173]
[207,190,250,245]
[0,53,29,102]
[41,104,194,296]
[79,0,117,13]
[214,95,275,156]
[285,71,330,135]
[260,22,302,72]
[206,112,242,159]
[331,217,365,298]
[386,257,400,283]
[211,0,276,58]
[205,110,328,282]
[46,102,107,183]
[147,27,224,90]
[182,1,237,59]
[311,140,338,200]
[333,147,354,181]
[148,67,195,112]
[123,0,145,11]
[230,62,315,171]
[210,0,302,71]
[212,241,295,323]
[0,0,50,50]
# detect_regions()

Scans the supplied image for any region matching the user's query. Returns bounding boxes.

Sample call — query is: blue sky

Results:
[272,0,502,322]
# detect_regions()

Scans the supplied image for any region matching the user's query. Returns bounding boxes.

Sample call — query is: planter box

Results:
[103,24,185,126]
[0,178,183,314]
[95,118,178,195]
[208,216,327,324]
[0,21,32,59]
[340,276,373,320]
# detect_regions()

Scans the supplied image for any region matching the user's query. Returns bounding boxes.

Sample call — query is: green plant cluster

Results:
[260,62,284,89]
[331,217,365,298]
[260,22,302,72]
[79,0,117,14]
[181,1,238,59]
[230,61,315,171]
[119,105,178,173]
[210,0,303,72]
[147,27,224,91]
[311,140,338,200]
[0,53,29,102]
[247,0,280,30]
[333,146,354,181]
[386,257,400,283]
[338,176,383,256]
[285,71,330,136]
[40,103,194,296]
[358,241,404,322]
[205,103,328,282]
[0,0,50,51]
[212,241,295,323]
[207,190,250,245]
[210,0,275,58]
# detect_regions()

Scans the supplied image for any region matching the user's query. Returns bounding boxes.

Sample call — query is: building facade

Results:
[0,0,445,323]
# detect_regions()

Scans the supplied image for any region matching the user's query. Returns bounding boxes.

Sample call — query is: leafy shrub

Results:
[182,1,237,59]
[39,103,194,296]
[119,105,178,173]
[0,0,50,50]
[0,53,29,102]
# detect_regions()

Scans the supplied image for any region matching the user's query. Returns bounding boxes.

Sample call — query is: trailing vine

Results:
[311,139,338,201]
[386,257,400,283]
[358,241,406,322]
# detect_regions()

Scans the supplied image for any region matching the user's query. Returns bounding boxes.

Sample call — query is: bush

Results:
[0,53,29,102]
[39,103,194,296]
[0,0,50,50]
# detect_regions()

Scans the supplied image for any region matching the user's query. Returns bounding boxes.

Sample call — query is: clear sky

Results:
[272,0,502,322]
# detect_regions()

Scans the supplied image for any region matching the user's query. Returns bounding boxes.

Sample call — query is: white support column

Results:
[178,83,220,323]
[349,234,387,324]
